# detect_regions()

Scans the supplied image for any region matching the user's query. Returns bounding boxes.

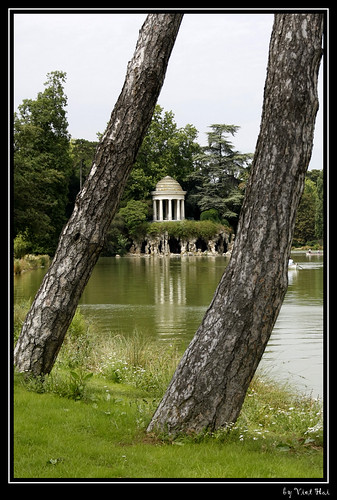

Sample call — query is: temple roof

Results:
[151,176,186,196]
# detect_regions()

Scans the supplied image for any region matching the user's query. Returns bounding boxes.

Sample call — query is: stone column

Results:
[168,199,172,220]
[153,199,157,221]
[177,199,181,220]
[181,199,185,220]
[159,199,163,221]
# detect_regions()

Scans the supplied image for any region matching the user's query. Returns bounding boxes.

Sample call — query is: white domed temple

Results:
[151,176,186,222]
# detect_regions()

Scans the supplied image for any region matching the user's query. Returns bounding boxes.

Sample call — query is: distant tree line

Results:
[13,71,323,257]
[292,169,323,247]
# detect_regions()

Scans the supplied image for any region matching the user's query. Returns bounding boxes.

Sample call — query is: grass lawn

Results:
[12,373,323,480]
[12,305,324,480]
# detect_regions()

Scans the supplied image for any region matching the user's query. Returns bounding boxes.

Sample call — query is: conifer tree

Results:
[189,124,252,225]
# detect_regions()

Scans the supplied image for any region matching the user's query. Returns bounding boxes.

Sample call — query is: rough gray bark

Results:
[14,13,183,376]
[148,13,323,435]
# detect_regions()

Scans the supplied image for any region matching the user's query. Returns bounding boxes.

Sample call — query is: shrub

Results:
[195,220,221,240]
[20,369,94,401]
[13,232,32,258]
[103,214,129,256]
[200,209,221,223]
[13,259,22,274]
[98,332,180,397]
[119,200,149,240]
[58,309,94,369]
[13,254,50,274]
[146,220,223,241]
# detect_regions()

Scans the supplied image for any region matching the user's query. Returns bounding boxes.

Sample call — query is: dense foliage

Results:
[146,220,227,241]
[14,72,72,254]
[292,170,323,247]
[13,71,322,257]
[187,124,252,226]
[122,105,200,202]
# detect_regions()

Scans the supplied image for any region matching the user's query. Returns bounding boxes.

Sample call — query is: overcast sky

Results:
[13,11,323,170]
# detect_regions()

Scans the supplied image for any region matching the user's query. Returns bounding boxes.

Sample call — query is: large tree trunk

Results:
[148,13,323,435]
[14,13,183,376]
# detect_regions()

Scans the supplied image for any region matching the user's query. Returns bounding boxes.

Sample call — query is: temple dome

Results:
[151,176,186,222]
[153,176,184,194]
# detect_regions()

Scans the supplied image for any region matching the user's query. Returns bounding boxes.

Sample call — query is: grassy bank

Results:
[12,304,323,479]
[13,254,50,274]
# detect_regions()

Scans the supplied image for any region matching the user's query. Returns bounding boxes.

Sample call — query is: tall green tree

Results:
[122,104,200,202]
[293,178,318,245]
[188,124,252,227]
[315,169,324,240]
[293,169,323,244]
[119,200,149,240]
[14,71,72,254]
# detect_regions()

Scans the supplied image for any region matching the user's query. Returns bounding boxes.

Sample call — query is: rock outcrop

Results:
[128,229,235,257]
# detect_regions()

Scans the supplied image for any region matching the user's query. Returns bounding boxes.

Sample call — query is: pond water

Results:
[14,252,324,398]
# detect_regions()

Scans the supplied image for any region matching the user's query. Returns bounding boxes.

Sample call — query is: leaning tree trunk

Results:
[148,13,323,435]
[14,13,183,376]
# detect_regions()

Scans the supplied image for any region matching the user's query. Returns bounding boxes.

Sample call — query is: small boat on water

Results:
[288,259,298,269]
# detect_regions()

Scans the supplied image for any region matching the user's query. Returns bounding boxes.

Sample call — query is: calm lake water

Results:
[14,252,324,398]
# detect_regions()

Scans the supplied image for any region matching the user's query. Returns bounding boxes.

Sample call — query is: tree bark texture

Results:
[147,13,323,435]
[14,14,183,376]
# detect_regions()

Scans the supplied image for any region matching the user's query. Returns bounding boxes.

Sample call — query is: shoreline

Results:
[13,254,51,274]
[116,248,323,258]
[13,246,323,272]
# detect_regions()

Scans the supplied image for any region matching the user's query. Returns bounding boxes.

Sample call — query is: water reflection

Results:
[154,258,186,305]
[13,253,323,397]
[153,258,187,339]
[258,254,323,397]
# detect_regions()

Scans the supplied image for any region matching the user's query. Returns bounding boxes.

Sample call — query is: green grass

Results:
[13,372,323,480]
[12,304,324,480]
